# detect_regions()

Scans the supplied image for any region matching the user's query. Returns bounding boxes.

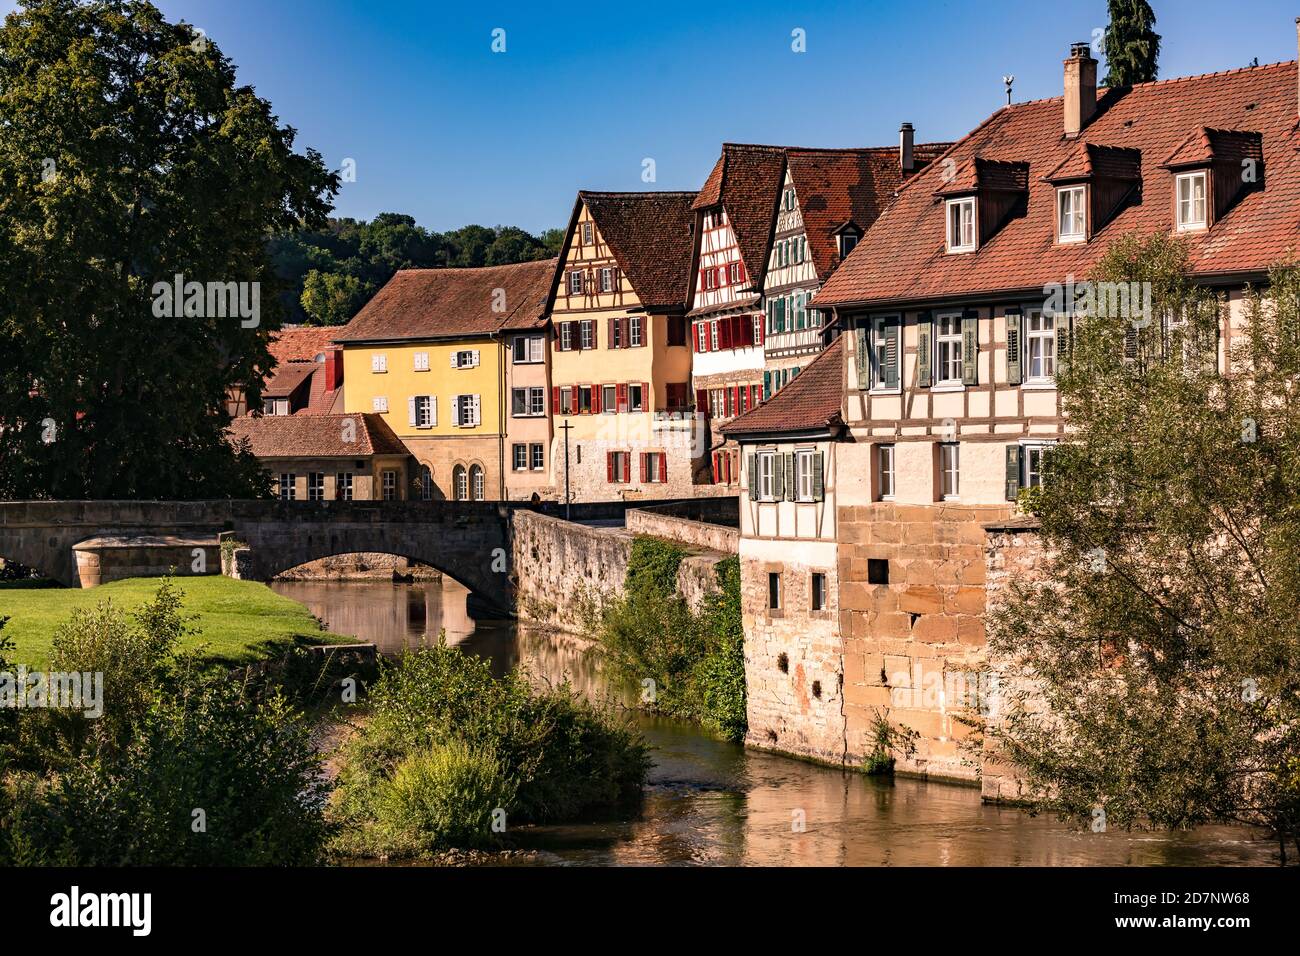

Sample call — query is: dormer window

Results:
[1176,172,1207,231]
[946,198,976,253]
[838,233,859,258]
[1057,186,1086,243]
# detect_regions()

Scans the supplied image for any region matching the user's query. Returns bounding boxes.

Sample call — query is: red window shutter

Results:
[617,383,628,412]
[659,452,667,481]
[620,317,631,346]
[551,387,560,414]
[642,382,650,411]
[591,321,598,350]
[592,385,602,414]
[737,261,746,284]
[607,452,614,483]
[639,453,647,482]
[712,453,719,482]
[696,388,708,413]
[719,319,732,350]
[607,316,616,348]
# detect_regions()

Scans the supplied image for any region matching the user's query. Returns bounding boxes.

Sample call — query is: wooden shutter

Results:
[617,383,628,413]
[592,385,602,414]
[642,382,650,411]
[552,387,561,414]
[1005,445,1022,501]
[747,454,758,499]
[961,310,979,385]
[620,317,631,348]
[469,395,481,427]
[452,395,462,427]
[1056,314,1071,374]
[590,320,598,350]
[471,349,480,368]
[812,452,824,502]
[883,319,900,389]
[639,453,647,482]
[719,319,732,350]
[1123,323,1139,363]
[408,396,417,427]
[695,388,708,413]
[659,452,667,481]
[608,316,617,348]
[783,453,795,501]
[429,396,437,426]
[607,452,615,483]
[1005,309,1023,385]
[855,326,871,390]
[450,351,460,368]
[763,370,772,400]
[916,311,933,387]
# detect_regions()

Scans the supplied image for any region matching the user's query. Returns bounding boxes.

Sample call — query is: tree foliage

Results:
[0,0,339,499]
[988,232,1300,861]
[1102,0,1161,87]
[270,216,563,326]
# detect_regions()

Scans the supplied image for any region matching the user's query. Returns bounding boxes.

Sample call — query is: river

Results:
[271,578,1278,866]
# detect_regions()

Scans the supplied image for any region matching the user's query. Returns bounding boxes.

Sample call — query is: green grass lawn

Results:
[0,575,354,667]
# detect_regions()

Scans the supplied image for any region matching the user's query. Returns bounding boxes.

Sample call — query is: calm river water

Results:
[272,578,1278,866]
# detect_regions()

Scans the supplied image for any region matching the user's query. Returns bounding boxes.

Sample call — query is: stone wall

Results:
[837,501,1012,783]
[272,552,441,581]
[511,509,733,634]
[626,507,740,554]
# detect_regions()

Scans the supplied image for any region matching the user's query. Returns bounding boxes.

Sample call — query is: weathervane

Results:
[1003,74,1015,106]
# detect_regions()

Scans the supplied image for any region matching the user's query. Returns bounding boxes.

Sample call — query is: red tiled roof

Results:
[815,60,1300,311]
[228,414,409,459]
[335,258,557,343]
[1043,142,1142,183]
[269,326,340,365]
[578,191,697,308]
[1162,126,1264,169]
[692,144,788,284]
[786,144,949,280]
[262,362,315,399]
[722,335,845,437]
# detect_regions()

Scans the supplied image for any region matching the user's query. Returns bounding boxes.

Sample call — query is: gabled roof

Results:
[722,335,845,438]
[262,362,315,399]
[786,144,949,280]
[228,414,409,459]
[1043,142,1142,183]
[815,60,1300,312]
[693,144,788,284]
[1161,126,1264,169]
[574,191,697,309]
[935,157,1029,196]
[335,258,557,343]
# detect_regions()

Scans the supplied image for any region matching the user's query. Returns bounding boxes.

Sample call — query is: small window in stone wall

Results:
[777,652,789,673]
[768,572,782,610]
[812,680,822,700]
[867,558,889,585]
[811,572,827,611]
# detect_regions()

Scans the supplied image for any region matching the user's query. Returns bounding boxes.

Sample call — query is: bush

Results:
[597,542,747,742]
[373,740,514,855]
[329,640,649,858]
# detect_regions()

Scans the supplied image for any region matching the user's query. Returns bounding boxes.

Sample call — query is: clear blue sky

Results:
[5,0,1298,233]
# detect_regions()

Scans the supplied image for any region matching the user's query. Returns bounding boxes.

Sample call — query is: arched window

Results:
[419,465,432,501]
[453,465,467,501]
[470,464,485,501]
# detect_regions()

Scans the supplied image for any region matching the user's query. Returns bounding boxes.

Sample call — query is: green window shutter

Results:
[961,309,979,385]
[916,311,933,387]
[1005,445,1021,501]
[784,453,795,501]
[1056,313,1071,375]
[812,451,825,501]
[748,454,758,499]
[1123,322,1138,363]
[1005,309,1023,385]
[883,318,900,389]
[772,453,784,499]
[763,370,772,400]
[855,326,871,390]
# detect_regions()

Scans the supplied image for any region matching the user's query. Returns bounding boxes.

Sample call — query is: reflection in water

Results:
[272,579,1277,867]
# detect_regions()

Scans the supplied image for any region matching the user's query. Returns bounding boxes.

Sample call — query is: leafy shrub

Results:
[373,740,515,855]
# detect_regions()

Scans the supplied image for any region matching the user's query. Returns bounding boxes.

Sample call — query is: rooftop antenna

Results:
[1003,74,1015,106]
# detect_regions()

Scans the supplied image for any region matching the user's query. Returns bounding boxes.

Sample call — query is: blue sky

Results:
[4,0,1299,233]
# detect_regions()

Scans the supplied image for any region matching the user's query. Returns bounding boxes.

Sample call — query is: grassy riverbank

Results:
[0,576,352,666]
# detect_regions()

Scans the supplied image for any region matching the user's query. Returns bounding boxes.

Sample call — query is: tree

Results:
[1101,0,1161,87]
[300,270,371,326]
[987,233,1300,862]
[0,0,339,500]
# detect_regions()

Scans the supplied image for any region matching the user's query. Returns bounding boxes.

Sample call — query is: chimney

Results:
[325,347,342,392]
[1063,42,1097,138]
[899,123,915,172]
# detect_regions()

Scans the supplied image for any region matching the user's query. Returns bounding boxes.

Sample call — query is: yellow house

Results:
[334,259,556,500]
[547,191,701,502]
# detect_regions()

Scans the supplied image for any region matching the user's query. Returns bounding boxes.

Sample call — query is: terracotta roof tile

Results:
[815,60,1300,311]
[692,144,788,283]
[261,363,315,399]
[722,335,845,436]
[335,258,556,343]
[579,191,697,308]
[1043,143,1142,183]
[228,414,409,459]
[268,326,340,365]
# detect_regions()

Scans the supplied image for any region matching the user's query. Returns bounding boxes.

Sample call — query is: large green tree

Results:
[1101,0,1161,87]
[0,0,338,499]
[988,233,1300,862]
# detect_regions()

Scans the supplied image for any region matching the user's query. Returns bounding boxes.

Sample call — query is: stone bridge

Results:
[0,498,735,616]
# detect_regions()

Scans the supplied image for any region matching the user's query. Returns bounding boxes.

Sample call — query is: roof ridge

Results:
[394,259,558,276]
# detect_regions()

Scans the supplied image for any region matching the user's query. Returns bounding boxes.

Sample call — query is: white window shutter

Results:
[452,395,462,427]
[430,396,437,427]
[471,349,480,368]
[470,395,480,426]
[450,352,460,369]
[407,396,417,427]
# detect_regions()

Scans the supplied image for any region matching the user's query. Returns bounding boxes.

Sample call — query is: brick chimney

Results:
[324,347,342,392]
[900,122,915,172]
[1064,42,1097,138]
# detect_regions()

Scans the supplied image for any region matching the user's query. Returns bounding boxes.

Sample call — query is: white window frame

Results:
[602,385,617,414]
[1021,440,1054,489]
[529,386,545,416]
[946,197,976,253]
[629,316,643,347]
[1026,309,1056,383]
[470,465,484,501]
[382,470,397,501]
[372,395,389,413]
[599,267,614,293]
[559,323,573,351]
[371,353,387,373]
[795,449,815,502]
[580,320,594,350]
[454,465,468,501]
[413,351,430,372]
[870,314,900,391]
[569,271,584,294]
[512,443,528,471]
[1057,186,1086,243]
[530,443,544,471]
[278,473,296,501]
[839,233,858,258]
[335,472,353,501]
[757,450,778,501]
[628,383,644,413]
[710,320,719,350]
[935,312,964,385]
[1176,172,1207,231]
[414,394,435,428]
[939,442,960,500]
[878,444,895,500]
